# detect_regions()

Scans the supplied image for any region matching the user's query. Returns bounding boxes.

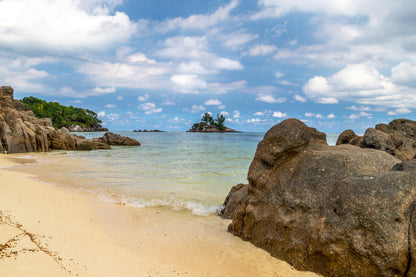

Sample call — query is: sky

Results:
[1,0,416,133]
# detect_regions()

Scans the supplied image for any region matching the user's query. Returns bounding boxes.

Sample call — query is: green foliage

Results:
[202,112,215,125]
[21,96,102,129]
[192,112,227,130]
[215,114,226,130]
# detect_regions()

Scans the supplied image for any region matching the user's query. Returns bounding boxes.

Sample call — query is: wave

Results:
[80,187,221,216]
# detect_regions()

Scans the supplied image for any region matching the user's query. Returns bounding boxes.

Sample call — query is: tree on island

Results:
[192,112,227,131]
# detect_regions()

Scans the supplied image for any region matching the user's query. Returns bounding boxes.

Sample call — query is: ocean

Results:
[11,132,340,216]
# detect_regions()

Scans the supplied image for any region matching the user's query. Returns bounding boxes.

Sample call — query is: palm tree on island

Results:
[188,112,238,132]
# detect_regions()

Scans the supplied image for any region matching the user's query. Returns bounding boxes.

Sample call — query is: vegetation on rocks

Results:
[21,96,103,129]
[191,112,227,131]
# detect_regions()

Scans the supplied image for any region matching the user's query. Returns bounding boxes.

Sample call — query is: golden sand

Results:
[0,154,319,277]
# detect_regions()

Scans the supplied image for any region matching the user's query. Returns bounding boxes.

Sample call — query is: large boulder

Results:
[336,129,362,146]
[223,118,416,276]
[310,159,416,276]
[95,132,141,146]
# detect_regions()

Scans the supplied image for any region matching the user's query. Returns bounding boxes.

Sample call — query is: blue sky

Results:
[1,0,416,132]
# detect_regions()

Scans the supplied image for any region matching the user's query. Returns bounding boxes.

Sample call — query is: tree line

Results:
[21,96,103,129]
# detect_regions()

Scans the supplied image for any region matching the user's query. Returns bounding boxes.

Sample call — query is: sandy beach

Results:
[0,154,319,277]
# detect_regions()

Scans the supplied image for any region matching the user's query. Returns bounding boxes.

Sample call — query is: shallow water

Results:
[11,131,340,215]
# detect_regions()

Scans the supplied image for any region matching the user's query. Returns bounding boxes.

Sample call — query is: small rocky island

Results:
[0,86,140,154]
[221,118,416,277]
[188,112,238,133]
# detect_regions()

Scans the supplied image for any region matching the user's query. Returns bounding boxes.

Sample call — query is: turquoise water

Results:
[20,132,339,216]
[64,132,264,215]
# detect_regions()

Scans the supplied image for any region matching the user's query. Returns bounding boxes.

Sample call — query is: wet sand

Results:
[0,154,319,277]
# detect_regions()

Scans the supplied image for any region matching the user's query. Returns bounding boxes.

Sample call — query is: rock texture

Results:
[337,118,416,161]
[187,125,238,133]
[222,118,416,276]
[0,86,138,153]
[95,132,141,146]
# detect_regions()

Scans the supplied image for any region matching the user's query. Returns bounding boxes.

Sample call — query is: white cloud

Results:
[78,60,171,90]
[257,0,416,83]
[0,0,136,55]
[396,107,412,114]
[184,105,206,114]
[294,95,307,103]
[97,111,106,117]
[275,72,285,78]
[157,0,238,32]
[106,113,120,121]
[303,63,416,107]
[1,67,50,92]
[248,44,278,56]
[138,94,149,102]
[247,118,261,123]
[388,108,412,115]
[250,6,283,20]
[207,80,247,94]
[127,53,156,64]
[347,105,372,112]
[170,74,207,94]
[348,111,373,119]
[157,36,243,73]
[220,111,229,116]
[256,94,286,103]
[91,87,116,95]
[233,110,241,118]
[272,111,287,118]
[277,80,296,86]
[327,113,336,119]
[105,104,116,108]
[138,102,163,114]
[116,95,123,100]
[58,87,77,97]
[204,99,222,106]
[391,61,416,86]
[305,113,315,117]
[177,62,209,75]
[162,99,176,106]
[221,30,258,50]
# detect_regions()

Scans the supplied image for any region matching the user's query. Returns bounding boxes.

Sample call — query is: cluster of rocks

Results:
[187,125,238,133]
[133,129,163,132]
[0,86,140,154]
[68,124,108,132]
[337,118,416,161]
[221,118,416,277]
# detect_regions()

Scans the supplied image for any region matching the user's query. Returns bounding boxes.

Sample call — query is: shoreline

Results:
[0,154,319,277]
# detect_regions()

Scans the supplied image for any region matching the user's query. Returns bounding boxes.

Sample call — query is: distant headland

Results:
[188,112,239,133]
[133,129,164,132]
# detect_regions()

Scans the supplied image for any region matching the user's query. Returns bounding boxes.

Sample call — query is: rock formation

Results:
[222,118,416,276]
[0,86,139,153]
[94,132,141,146]
[337,118,416,161]
[187,125,238,133]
